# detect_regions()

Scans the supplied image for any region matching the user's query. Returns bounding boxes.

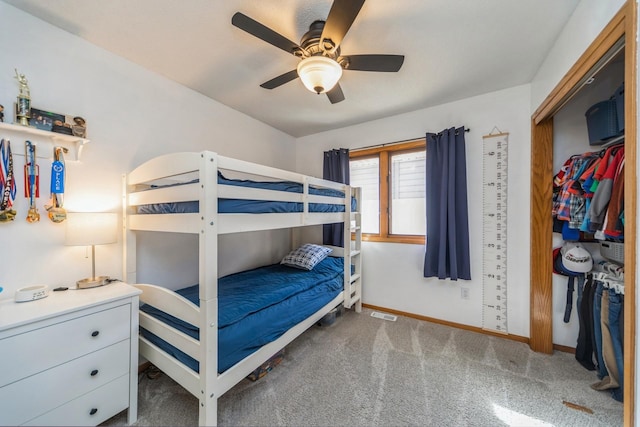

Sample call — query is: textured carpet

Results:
[103,308,623,426]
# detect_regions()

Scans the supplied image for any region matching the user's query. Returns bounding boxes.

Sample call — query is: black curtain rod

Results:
[351,127,470,153]
[437,128,470,136]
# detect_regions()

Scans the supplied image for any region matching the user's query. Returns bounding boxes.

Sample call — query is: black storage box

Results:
[585,99,619,145]
[246,349,285,381]
[317,305,344,326]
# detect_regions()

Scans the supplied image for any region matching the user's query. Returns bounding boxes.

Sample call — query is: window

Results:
[350,156,380,233]
[350,139,426,244]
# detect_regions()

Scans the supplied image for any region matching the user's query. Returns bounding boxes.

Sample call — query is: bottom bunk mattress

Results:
[139,256,345,373]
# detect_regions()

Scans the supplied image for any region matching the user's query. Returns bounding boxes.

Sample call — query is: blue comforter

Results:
[140,257,345,372]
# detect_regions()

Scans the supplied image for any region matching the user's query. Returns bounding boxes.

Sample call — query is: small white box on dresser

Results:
[0,282,141,426]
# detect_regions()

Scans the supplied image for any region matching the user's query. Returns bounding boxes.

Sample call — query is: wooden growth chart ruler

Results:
[482,131,509,334]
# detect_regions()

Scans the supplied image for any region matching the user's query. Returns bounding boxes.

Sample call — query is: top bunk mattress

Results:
[136,172,357,214]
[139,256,345,373]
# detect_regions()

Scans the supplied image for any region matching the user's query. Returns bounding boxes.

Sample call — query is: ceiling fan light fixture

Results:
[297,56,342,94]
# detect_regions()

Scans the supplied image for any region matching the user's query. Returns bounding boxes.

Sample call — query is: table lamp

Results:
[65,212,118,289]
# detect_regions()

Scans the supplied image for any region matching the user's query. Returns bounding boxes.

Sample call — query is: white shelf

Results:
[0,122,89,161]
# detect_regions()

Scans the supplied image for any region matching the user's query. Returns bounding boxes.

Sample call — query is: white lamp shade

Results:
[65,212,118,246]
[297,56,343,94]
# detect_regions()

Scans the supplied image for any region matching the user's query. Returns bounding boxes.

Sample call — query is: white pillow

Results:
[281,244,332,270]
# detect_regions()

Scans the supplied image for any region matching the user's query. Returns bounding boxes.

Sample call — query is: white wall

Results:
[296,84,532,338]
[0,3,296,299]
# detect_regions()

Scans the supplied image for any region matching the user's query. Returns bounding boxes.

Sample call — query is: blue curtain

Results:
[423,127,471,280]
[323,148,350,247]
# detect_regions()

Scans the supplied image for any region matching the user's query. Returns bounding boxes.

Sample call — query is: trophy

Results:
[14,69,31,126]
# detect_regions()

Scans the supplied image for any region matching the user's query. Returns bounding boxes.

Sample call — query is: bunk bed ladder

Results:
[346,187,362,312]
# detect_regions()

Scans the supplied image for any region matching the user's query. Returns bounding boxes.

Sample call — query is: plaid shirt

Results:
[554,155,596,227]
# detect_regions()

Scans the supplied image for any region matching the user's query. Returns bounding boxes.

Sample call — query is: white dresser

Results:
[0,282,141,426]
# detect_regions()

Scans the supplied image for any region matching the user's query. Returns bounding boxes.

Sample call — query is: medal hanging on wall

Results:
[0,139,17,222]
[46,146,66,223]
[24,141,40,223]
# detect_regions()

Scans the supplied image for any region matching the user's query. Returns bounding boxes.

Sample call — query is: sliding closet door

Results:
[529,1,636,425]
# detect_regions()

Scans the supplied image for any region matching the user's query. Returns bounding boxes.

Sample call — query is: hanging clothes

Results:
[588,262,624,402]
[603,159,625,239]
[589,146,624,234]
[575,273,596,370]
[552,143,625,241]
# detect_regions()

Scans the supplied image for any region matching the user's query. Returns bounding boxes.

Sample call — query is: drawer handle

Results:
[90,369,99,377]
[91,330,100,337]
[89,408,98,416]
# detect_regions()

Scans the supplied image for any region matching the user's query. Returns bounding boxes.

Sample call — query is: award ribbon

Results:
[0,139,17,222]
[46,147,67,223]
[51,159,65,193]
[24,141,40,223]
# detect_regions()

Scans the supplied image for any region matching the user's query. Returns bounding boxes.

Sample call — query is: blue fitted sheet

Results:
[140,256,345,373]
[137,172,356,214]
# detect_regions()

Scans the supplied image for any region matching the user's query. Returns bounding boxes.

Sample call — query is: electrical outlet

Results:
[461,287,470,299]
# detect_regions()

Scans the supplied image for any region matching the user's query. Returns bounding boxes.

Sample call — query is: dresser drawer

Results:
[0,304,130,386]
[0,340,130,426]
[22,374,130,426]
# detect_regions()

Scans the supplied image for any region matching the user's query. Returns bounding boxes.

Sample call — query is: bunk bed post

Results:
[199,151,219,426]
[302,176,309,225]
[122,174,136,284]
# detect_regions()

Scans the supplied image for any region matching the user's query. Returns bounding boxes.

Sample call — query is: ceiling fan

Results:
[231,0,404,104]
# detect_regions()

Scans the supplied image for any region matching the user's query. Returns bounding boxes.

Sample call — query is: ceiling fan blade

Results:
[342,54,404,72]
[260,70,299,89]
[320,0,366,54]
[232,12,301,56]
[326,83,345,104]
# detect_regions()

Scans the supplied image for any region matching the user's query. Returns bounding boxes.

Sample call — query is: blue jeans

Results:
[593,281,609,380]
[608,290,624,402]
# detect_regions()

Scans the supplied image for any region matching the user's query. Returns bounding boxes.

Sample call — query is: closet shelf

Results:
[0,122,89,161]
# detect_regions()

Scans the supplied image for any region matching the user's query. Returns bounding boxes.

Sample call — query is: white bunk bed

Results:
[123,151,362,426]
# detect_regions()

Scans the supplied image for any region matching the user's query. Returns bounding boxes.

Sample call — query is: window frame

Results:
[350,139,426,245]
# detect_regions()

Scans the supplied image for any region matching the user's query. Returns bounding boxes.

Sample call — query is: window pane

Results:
[350,157,379,234]
[390,151,425,235]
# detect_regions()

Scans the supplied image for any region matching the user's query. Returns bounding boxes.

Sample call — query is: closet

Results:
[529,2,636,424]
[552,45,625,399]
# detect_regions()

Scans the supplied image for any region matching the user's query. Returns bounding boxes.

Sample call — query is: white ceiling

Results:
[3,0,580,137]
